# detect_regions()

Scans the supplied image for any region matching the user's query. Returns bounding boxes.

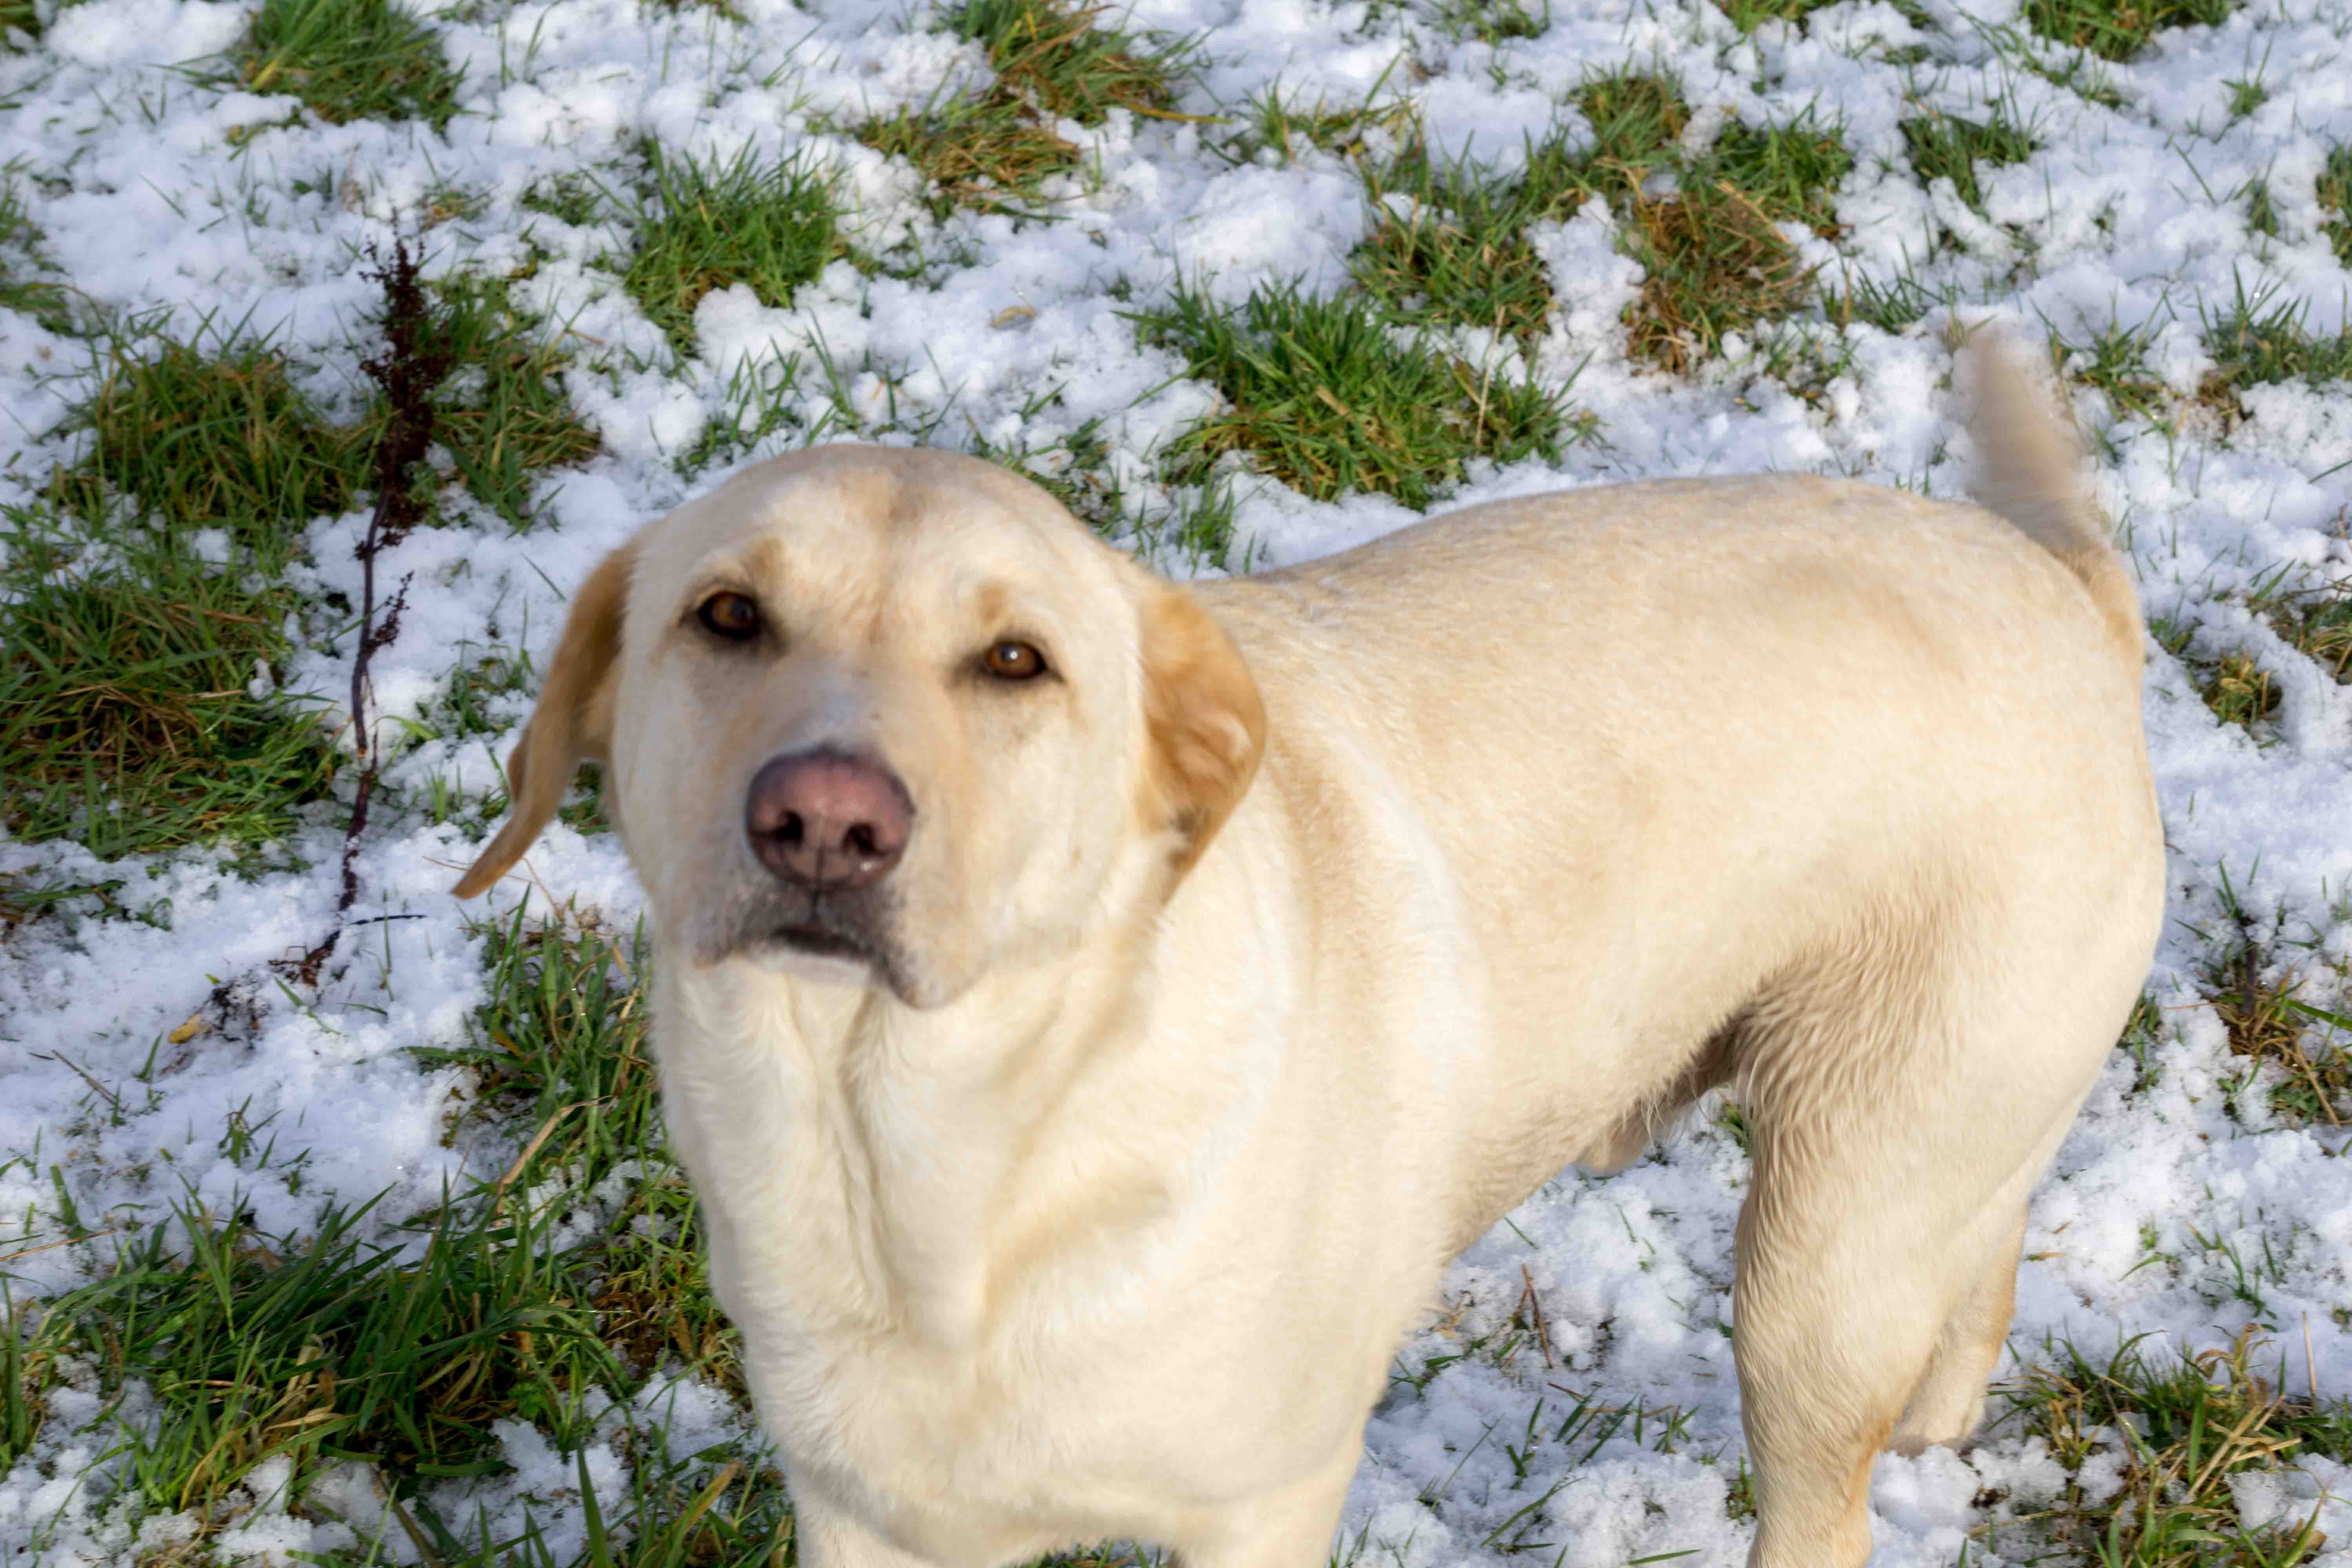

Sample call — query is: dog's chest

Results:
[652,1010,1240,1545]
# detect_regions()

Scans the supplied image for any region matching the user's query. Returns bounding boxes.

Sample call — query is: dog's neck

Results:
[656,840,1285,1358]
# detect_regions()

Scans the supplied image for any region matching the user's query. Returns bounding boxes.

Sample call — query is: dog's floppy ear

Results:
[1138,586,1265,873]
[453,543,637,898]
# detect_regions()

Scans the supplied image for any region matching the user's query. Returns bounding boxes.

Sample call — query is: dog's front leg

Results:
[1173,1437,1362,1568]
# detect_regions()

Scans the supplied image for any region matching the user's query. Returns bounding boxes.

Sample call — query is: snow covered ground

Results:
[2,0,2351,1561]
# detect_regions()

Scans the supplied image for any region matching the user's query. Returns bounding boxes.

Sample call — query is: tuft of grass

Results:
[2154,612,2282,735]
[1134,279,1585,514]
[0,521,338,858]
[2000,1329,2352,1563]
[860,0,1187,217]
[1349,77,1847,370]
[0,178,77,334]
[1899,109,2036,213]
[1429,0,1550,44]
[621,144,840,361]
[1717,0,1833,32]
[860,91,1084,218]
[421,916,659,1211]
[1353,153,1560,346]
[1618,181,1813,374]
[416,915,740,1388]
[2246,176,2280,238]
[2,1285,54,1475]
[951,0,1179,125]
[1823,264,1955,334]
[2201,649,2281,730]
[240,0,464,130]
[35,1192,625,1532]
[1572,69,1688,165]
[2020,0,2234,61]
[428,278,603,526]
[1711,112,1853,237]
[47,330,367,561]
[521,171,603,230]
[2243,565,2352,688]
[2314,144,2352,267]
[2200,936,2351,1125]
[46,303,594,546]
[1237,91,1418,165]
[2199,279,2352,417]
[55,336,353,552]
[1577,76,1845,372]
[2050,313,2173,430]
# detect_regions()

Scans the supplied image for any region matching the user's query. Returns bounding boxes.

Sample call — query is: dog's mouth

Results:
[764,921,878,967]
[702,883,914,998]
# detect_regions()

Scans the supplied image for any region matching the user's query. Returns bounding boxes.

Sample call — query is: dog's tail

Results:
[1965,337,2143,669]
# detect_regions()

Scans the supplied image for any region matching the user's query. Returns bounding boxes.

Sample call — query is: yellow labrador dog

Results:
[455,344,2163,1568]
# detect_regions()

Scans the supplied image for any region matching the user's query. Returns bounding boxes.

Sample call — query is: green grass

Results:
[33,1194,623,1520]
[0,519,339,858]
[1232,89,1418,165]
[0,178,77,334]
[417,915,739,1390]
[1711,112,1853,236]
[2246,566,2352,690]
[1717,0,1834,32]
[1347,76,1849,371]
[951,0,1182,125]
[859,0,1187,217]
[2200,280,2352,402]
[1134,279,1585,513]
[1353,151,1562,346]
[1995,1330,2352,1563]
[2195,928,2352,1125]
[1899,108,2037,213]
[1615,187,1822,374]
[621,145,840,361]
[428,279,604,525]
[1428,0,1550,44]
[239,0,464,130]
[6,293,601,855]
[2318,144,2352,267]
[47,328,367,563]
[2151,611,2283,737]
[1572,74,1847,372]
[2049,312,2174,431]
[420,917,663,1228]
[860,87,1087,218]
[2020,0,2234,61]
[48,298,597,546]
[0,916,762,1561]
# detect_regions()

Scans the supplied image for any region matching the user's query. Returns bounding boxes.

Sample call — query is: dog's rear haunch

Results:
[458,341,2161,1568]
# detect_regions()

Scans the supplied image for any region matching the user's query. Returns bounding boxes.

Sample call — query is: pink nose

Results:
[745,750,913,891]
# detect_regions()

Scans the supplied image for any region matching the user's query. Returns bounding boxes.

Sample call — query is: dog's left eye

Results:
[982,640,1047,681]
[698,592,762,641]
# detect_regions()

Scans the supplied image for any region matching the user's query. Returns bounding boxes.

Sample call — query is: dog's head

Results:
[453,445,1263,1008]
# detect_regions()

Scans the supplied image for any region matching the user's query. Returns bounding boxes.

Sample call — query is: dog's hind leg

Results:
[1730,1114,1958,1568]
[1724,912,2125,1568]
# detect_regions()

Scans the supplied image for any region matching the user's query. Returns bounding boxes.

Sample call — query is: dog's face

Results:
[454,445,1264,1008]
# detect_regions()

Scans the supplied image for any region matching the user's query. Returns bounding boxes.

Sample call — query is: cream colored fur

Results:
[456,343,2165,1568]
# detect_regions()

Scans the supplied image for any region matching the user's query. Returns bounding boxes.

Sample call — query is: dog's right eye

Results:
[697,592,762,641]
